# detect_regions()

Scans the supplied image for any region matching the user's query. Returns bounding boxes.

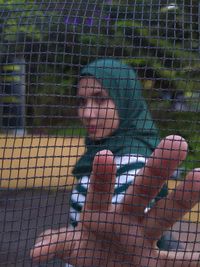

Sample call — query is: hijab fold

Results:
[73,58,160,179]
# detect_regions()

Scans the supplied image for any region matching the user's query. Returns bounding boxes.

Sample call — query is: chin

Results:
[88,132,109,141]
[89,135,101,141]
[87,132,101,140]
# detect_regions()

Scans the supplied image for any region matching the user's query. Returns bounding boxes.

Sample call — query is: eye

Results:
[77,96,86,107]
[94,96,108,105]
[92,92,109,105]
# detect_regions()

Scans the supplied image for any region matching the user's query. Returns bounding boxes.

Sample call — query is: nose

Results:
[82,100,97,119]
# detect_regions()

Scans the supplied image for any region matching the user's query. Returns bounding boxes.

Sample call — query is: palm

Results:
[31,135,200,267]
[68,211,152,266]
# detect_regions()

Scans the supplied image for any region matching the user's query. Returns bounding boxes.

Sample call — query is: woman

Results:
[31,60,200,265]
[69,58,172,249]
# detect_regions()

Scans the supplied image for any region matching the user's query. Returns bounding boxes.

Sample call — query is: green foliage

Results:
[1,0,200,145]
[0,1,75,128]
[0,0,45,45]
[62,0,200,98]
[153,110,200,170]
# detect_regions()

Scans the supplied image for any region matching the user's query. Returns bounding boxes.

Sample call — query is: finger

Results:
[30,228,72,264]
[119,135,188,217]
[145,168,200,240]
[85,149,116,211]
[34,228,67,246]
[159,250,200,267]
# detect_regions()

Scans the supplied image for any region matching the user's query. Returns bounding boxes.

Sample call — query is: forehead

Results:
[77,77,108,96]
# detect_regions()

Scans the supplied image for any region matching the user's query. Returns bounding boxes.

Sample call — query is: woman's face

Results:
[77,77,120,140]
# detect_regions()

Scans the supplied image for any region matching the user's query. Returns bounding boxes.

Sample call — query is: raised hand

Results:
[31,135,200,267]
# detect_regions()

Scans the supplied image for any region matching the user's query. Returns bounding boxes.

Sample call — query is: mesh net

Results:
[0,0,200,266]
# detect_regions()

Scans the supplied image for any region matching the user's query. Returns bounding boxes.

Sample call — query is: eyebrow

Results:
[78,89,108,98]
[92,91,108,97]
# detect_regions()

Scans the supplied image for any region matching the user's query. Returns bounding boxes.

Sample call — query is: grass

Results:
[47,126,87,137]
[154,110,200,170]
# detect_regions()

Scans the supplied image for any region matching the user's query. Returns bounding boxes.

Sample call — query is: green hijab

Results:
[73,58,160,179]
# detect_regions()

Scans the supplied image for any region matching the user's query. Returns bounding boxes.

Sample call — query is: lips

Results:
[86,125,98,134]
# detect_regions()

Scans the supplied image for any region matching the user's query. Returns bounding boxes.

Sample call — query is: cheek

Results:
[113,116,120,131]
[78,108,84,121]
[104,109,120,129]
[112,111,120,130]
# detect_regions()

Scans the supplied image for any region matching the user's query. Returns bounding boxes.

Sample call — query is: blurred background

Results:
[0,0,200,266]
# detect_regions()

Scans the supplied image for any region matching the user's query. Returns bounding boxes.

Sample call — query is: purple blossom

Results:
[64,9,113,29]
[94,10,101,17]
[64,16,81,25]
[85,17,94,27]
[103,14,112,29]
[104,14,111,22]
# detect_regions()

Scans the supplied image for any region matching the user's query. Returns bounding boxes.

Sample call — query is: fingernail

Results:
[34,239,48,248]
[34,241,43,248]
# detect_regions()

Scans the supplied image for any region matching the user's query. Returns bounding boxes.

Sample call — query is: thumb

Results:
[30,228,73,264]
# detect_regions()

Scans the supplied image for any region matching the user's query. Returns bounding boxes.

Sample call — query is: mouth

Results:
[86,125,98,134]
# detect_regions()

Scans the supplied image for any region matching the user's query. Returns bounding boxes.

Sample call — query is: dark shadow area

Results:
[0,188,71,267]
